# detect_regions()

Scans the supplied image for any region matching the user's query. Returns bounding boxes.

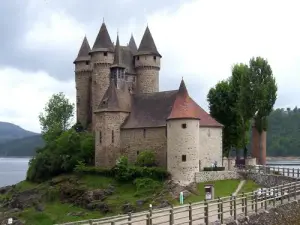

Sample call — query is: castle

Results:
[73,22,224,184]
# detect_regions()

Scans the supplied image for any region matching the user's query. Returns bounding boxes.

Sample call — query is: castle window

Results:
[85,61,89,65]
[137,56,140,60]
[137,151,140,155]
[143,129,146,138]
[153,56,156,61]
[133,77,136,82]
[112,130,114,143]
[144,56,147,60]
[182,155,187,162]
[165,128,167,137]
[99,131,102,144]
[104,52,108,56]
[181,123,187,129]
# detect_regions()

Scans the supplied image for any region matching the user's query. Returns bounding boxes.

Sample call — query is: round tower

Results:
[167,79,200,185]
[135,26,161,93]
[74,36,92,129]
[90,22,114,129]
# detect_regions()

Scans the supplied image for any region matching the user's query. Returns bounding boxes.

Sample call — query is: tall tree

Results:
[249,57,277,161]
[207,80,242,157]
[39,92,74,143]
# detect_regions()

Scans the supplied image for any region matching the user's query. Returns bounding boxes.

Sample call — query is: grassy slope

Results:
[0,176,260,225]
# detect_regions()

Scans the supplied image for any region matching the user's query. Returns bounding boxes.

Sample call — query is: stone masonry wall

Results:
[94,112,128,168]
[121,127,167,168]
[225,200,300,225]
[75,61,91,128]
[135,55,160,93]
[167,119,200,185]
[243,172,298,187]
[195,171,241,183]
[199,127,223,169]
[91,52,114,130]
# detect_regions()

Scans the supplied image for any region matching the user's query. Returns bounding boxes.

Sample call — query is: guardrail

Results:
[56,165,300,225]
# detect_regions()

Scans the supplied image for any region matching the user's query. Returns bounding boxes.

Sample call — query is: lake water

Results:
[0,158,30,187]
[1,158,300,188]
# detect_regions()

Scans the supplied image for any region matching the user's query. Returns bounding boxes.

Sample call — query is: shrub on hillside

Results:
[27,129,95,182]
[133,178,162,197]
[136,150,156,167]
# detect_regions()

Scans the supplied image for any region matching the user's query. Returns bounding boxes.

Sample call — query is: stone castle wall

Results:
[167,119,200,185]
[199,127,223,169]
[94,112,128,167]
[75,61,91,128]
[120,127,167,167]
[135,55,160,93]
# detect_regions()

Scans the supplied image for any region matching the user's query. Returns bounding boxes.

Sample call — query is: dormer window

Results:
[104,52,108,56]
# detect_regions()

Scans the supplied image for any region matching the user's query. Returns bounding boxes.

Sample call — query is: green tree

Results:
[207,80,242,157]
[249,57,277,161]
[39,92,74,142]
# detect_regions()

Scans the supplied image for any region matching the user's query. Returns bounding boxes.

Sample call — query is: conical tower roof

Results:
[73,36,91,63]
[111,34,126,68]
[91,22,114,53]
[137,26,161,57]
[128,34,137,53]
[167,79,200,120]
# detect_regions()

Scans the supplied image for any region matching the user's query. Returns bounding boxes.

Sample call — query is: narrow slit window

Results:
[104,52,108,56]
[182,155,187,162]
[99,131,102,144]
[143,129,146,138]
[137,151,140,155]
[112,130,114,143]
[181,123,187,129]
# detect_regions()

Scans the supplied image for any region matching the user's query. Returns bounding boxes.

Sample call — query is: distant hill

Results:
[0,122,44,157]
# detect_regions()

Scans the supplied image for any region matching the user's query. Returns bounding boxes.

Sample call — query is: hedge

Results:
[203,167,225,171]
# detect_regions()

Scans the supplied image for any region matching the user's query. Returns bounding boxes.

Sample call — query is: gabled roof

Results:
[121,80,223,129]
[136,26,161,57]
[73,36,91,63]
[96,80,131,113]
[91,22,114,53]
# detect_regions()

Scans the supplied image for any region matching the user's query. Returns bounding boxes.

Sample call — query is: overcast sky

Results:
[0,0,299,132]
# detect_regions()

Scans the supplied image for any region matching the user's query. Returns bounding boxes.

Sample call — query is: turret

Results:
[94,80,131,168]
[73,36,92,128]
[134,26,161,94]
[167,79,200,185]
[90,22,114,130]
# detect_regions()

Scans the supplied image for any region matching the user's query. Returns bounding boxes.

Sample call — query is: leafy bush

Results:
[136,150,156,167]
[27,129,95,182]
[203,167,225,171]
[133,178,162,197]
[74,156,170,182]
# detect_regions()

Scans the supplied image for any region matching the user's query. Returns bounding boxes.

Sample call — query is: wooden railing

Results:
[56,165,300,225]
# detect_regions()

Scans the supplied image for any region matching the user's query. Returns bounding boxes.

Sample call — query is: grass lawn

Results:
[184,179,241,203]
[238,180,261,194]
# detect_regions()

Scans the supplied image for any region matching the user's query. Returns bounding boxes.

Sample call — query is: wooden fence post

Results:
[217,197,220,220]
[251,191,254,210]
[288,184,291,202]
[147,214,150,225]
[293,168,295,178]
[281,186,284,204]
[255,193,258,213]
[233,196,237,220]
[273,189,276,207]
[89,219,93,225]
[204,200,209,225]
[169,206,174,225]
[220,199,224,224]
[245,195,248,217]
[298,168,300,178]
[189,202,192,225]
[230,195,233,216]
[288,168,290,177]
[149,205,153,225]
[128,213,132,225]
[294,183,297,200]
[242,192,245,212]
[264,191,267,210]
[111,222,115,225]
[283,168,285,176]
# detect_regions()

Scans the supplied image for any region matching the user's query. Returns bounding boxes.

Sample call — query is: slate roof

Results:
[74,36,91,63]
[91,22,114,53]
[136,26,161,57]
[128,34,137,53]
[121,80,223,129]
[111,35,126,68]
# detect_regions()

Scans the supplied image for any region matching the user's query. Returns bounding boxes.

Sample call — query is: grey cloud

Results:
[0,0,194,81]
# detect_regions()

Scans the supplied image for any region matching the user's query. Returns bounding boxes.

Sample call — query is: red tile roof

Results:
[167,79,223,127]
